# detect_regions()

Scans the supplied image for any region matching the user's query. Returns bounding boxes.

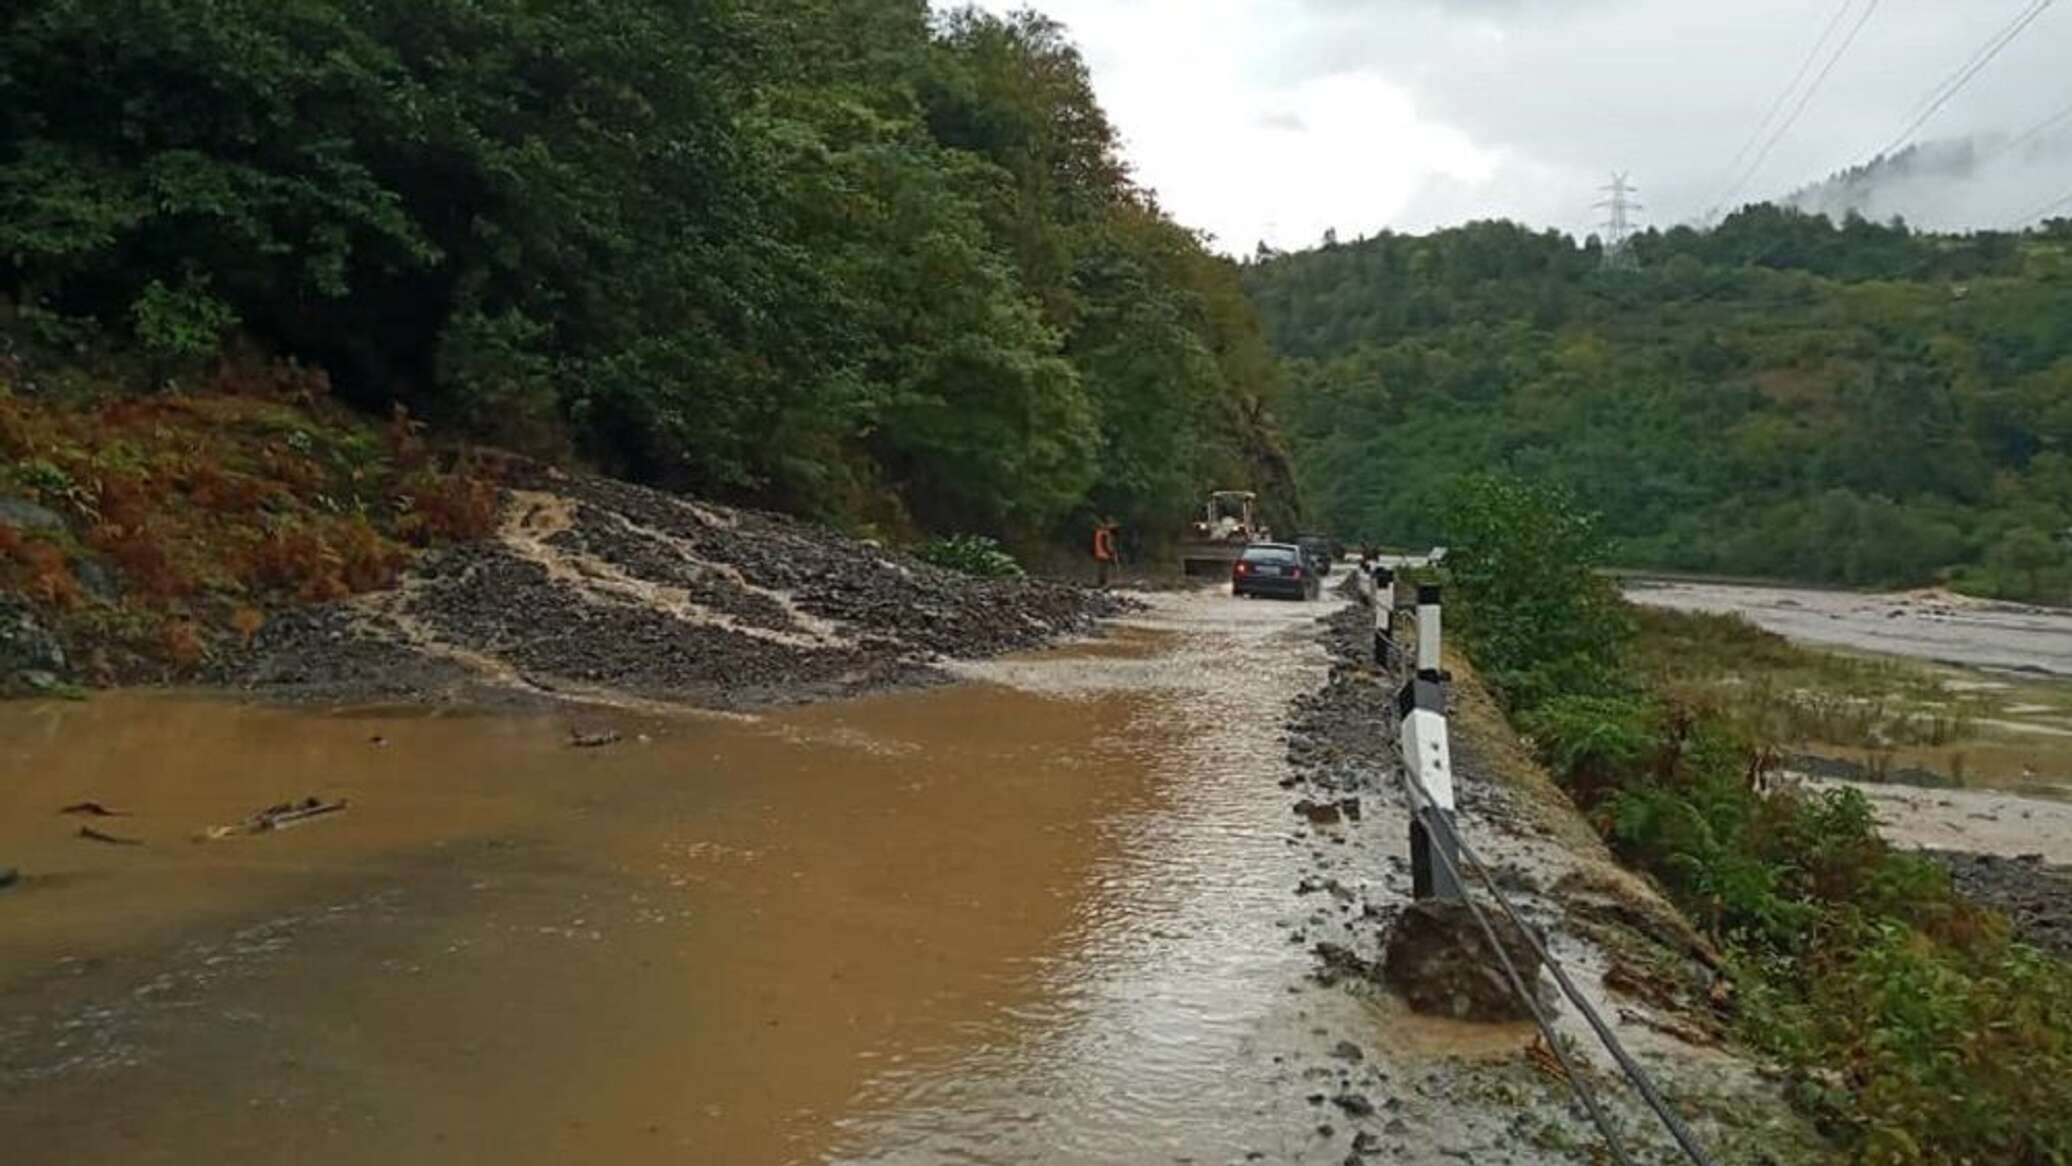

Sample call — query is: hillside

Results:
[1243,209,2072,599]
[0,0,1293,554]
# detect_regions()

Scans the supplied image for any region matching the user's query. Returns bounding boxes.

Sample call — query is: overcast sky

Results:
[946,0,2072,252]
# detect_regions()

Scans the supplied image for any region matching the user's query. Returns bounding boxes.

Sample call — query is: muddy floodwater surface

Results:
[0,590,1463,1165]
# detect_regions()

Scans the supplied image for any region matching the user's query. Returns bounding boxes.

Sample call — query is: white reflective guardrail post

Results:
[1400,581,1459,901]
[1415,582,1442,675]
[1398,671,1462,900]
[1373,565,1395,663]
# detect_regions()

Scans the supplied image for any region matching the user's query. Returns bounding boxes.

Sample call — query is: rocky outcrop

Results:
[0,594,68,693]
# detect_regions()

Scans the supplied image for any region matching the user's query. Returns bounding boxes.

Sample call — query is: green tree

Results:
[1988,526,2064,597]
[1442,473,1633,708]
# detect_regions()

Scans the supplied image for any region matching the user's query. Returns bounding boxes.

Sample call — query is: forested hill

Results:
[1244,210,2072,597]
[0,1,1293,545]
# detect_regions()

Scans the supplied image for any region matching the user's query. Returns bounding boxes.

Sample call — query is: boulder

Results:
[1382,898,1547,1022]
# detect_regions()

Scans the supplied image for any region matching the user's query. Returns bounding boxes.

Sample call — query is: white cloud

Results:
[940,0,2072,250]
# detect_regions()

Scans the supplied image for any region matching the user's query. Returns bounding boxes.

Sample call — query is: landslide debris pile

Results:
[227,465,1127,707]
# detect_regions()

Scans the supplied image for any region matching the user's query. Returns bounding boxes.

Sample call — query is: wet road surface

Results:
[0,588,1432,1165]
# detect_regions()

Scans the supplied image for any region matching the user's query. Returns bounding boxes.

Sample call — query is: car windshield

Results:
[1241,546,1298,563]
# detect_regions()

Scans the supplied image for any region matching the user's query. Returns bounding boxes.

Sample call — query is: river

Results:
[1627,576,2072,863]
[0,589,1435,1165]
[1625,578,2072,676]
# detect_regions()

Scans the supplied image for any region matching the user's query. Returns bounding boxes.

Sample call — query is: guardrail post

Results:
[1398,674,1462,900]
[1373,566,1395,664]
[1415,583,1442,677]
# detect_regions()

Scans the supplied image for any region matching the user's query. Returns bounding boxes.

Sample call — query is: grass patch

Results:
[1635,607,1984,752]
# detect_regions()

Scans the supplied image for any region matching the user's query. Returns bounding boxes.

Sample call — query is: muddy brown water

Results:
[1,590,1463,1166]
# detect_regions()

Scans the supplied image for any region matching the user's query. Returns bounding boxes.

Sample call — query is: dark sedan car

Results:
[1232,542,1319,600]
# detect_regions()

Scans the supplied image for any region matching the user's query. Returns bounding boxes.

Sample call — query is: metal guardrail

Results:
[1370,571,1718,1166]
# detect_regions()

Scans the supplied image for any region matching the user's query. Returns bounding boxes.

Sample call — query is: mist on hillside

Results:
[1787,130,2072,230]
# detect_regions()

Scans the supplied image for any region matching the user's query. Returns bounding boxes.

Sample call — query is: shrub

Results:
[131,276,239,363]
[1444,470,2072,1163]
[915,534,1025,579]
[1442,473,1632,708]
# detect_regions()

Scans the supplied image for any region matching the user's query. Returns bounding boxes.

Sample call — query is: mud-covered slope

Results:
[223,464,1129,709]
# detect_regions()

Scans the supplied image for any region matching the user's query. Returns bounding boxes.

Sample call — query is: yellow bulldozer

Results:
[1179,490,1272,577]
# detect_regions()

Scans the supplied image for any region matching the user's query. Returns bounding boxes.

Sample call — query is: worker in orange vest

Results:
[1092,519,1118,587]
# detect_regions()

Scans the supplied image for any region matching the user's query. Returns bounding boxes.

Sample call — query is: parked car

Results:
[1295,534,1335,577]
[1232,542,1319,601]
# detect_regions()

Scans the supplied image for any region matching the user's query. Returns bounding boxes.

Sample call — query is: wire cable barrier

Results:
[1388,693,1720,1166]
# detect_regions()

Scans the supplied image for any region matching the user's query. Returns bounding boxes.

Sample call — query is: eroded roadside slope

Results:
[221,463,1128,709]
[1275,596,1829,1164]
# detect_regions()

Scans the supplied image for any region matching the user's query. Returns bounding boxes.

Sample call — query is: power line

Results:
[1992,94,2072,161]
[1719,0,1858,183]
[1892,0,2040,129]
[2011,188,2072,228]
[1867,0,2055,163]
[1713,0,1883,217]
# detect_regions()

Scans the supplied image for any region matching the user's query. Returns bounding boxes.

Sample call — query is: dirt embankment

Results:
[1273,592,1825,1164]
[216,463,1129,710]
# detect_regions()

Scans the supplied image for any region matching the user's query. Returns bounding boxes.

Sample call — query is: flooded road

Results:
[0,590,1395,1165]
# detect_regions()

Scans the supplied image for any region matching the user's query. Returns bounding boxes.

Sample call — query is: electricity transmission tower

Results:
[1596,172,1643,271]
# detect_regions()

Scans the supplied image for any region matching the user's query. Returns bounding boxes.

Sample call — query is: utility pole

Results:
[1595,172,1643,271]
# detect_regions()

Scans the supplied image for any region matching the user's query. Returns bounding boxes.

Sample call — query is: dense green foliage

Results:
[0,0,1293,544]
[1446,474,2072,1164]
[1248,210,2072,598]
[1441,473,1631,708]
[915,533,1022,579]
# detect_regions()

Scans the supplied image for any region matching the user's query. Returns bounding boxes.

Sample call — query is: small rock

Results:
[1313,941,1377,986]
[1332,1092,1375,1118]
[1329,1040,1365,1063]
[69,557,120,602]
[0,497,66,533]
[1384,1118,1409,1136]
[1295,799,1342,825]
[1351,1131,1382,1155]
